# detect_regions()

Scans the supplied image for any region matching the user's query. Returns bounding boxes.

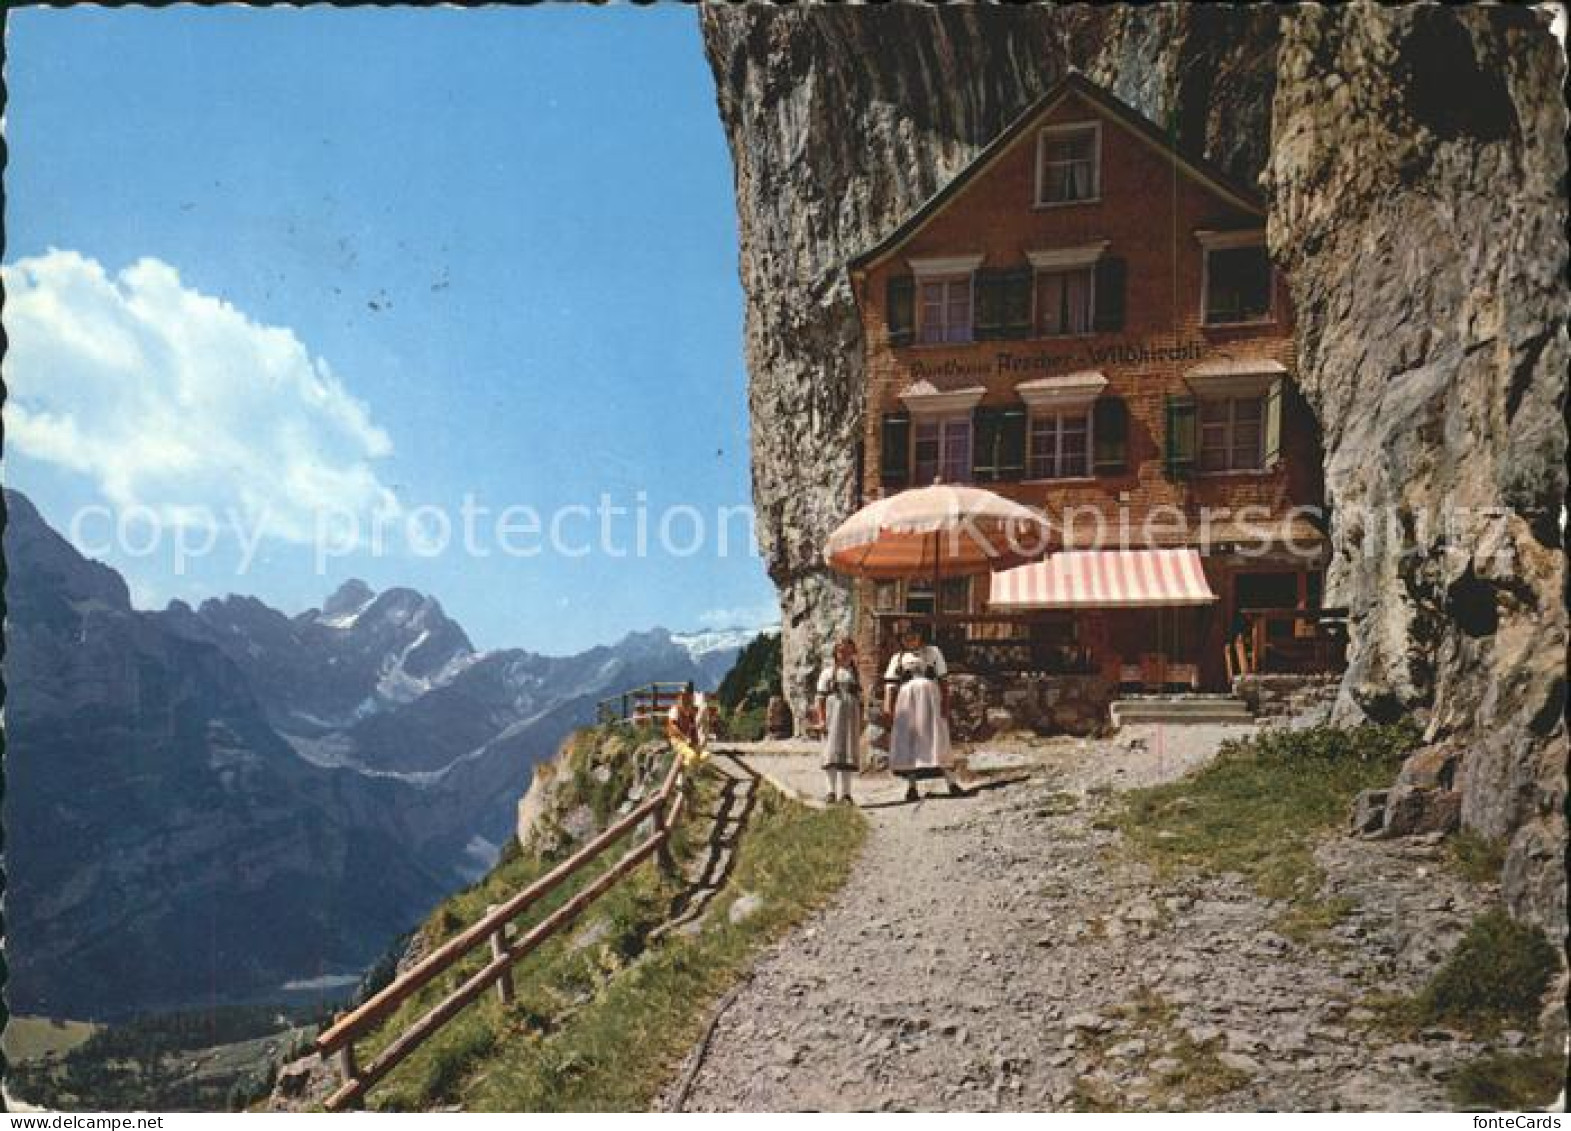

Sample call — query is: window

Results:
[1204,244,1272,325]
[1037,266,1095,336]
[971,406,1027,482]
[913,416,972,485]
[905,577,971,616]
[1037,124,1100,205]
[1028,411,1091,479]
[1198,396,1264,472]
[918,276,973,344]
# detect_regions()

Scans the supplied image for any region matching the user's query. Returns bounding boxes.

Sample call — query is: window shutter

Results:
[970,406,1002,482]
[880,411,911,490]
[1263,377,1283,468]
[1093,396,1128,475]
[973,272,1004,341]
[1164,395,1196,479]
[998,406,1027,479]
[886,276,915,347]
[1001,268,1034,339]
[1093,255,1127,333]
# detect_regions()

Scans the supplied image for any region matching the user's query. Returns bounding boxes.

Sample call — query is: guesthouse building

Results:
[846,73,1342,700]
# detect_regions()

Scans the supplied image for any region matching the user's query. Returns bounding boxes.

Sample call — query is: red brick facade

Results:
[845,77,1329,693]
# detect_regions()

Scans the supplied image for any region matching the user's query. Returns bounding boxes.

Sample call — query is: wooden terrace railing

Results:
[1226,607,1349,679]
[314,740,689,1110]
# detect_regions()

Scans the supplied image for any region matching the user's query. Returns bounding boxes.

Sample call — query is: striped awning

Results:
[988,549,1218,610]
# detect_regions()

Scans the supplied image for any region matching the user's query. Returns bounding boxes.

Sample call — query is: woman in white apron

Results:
[814,638,862,805]
[883,624,964,803]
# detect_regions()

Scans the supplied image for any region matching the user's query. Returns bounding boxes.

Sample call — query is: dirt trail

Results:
[661,728,1505,1112]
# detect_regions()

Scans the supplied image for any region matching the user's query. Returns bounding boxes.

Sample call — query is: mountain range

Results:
[2,490,762,1019]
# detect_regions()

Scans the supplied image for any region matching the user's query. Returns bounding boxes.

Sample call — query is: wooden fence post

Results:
[487,904,515,1005]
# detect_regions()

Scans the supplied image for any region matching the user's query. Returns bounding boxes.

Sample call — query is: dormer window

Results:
[1199,230,1272,326]
[1036,123,1101,206]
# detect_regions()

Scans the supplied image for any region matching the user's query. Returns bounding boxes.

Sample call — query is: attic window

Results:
[1036,123,1101,206]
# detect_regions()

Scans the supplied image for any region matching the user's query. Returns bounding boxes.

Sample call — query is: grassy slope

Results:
[2,1018,100,1063]
[1115,723,1564,1109]
[354,732,864,1112]
[1115,723,1418,941]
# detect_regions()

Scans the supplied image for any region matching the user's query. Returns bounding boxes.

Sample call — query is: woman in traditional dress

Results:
[883,623,964,803]
[814,637,863,805]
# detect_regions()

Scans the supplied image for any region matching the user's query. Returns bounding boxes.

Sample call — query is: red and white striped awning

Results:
[988,549,1218,610]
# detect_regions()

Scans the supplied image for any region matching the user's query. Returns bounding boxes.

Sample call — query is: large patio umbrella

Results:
[824,482,1053,581]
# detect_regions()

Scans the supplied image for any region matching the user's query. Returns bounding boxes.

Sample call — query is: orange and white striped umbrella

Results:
[823,483,1054,580]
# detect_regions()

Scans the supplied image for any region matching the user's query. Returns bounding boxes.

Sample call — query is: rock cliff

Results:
[700,5,1566,934]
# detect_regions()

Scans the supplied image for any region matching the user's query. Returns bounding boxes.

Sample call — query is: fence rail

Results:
[315,741,688,1111]
[596,681,691,725]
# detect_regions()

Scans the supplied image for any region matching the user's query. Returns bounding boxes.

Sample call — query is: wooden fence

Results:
[314,744,689,1111]
[596,681,690,726]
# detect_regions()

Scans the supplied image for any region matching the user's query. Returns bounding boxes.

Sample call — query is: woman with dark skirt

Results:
[882,623,965,803]
[814,637,862,805]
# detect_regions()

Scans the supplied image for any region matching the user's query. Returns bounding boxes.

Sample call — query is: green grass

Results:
[1443,830,1507,884]
[1116,723,1420,942]
[355,754,865,1112]
[1408,911,1558,1034]
[1,1017,100,1063]
[1447,1051,1566,1110]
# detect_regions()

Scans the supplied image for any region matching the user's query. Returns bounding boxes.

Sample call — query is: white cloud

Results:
[696,601,780,630]
[2,249,397,542]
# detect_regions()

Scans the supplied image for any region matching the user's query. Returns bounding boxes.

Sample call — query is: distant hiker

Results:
[883,623,964,803]
[667,682,706,767]
[814,637,863,805]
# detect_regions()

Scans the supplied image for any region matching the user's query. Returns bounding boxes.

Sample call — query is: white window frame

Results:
[1034,264,1097,338]
[912,414,973,486]
[909,254,984,347]
[1196,395,1266,474]
[1026,408,1095,481]
[1198,229,1274,328]
[1034,121,1102,208]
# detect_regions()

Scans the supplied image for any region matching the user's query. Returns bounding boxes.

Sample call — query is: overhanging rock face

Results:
[700,5,1566,938]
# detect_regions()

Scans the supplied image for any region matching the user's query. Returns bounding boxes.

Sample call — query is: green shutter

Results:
[886,276,915,347]
[1093,395,1128,475]
[1263,377,1283,467]
[1164,395,1196,479]
[1001,267,1034,339]
[971,406,1000,481]
[973,272,1004,341]
[1093,256,1127,332]
[998,406,1027,480]
[880,412,911,490]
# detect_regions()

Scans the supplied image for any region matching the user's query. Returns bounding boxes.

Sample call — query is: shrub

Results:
[1417,910,1558,1031]
[1448,1051,1567,1110]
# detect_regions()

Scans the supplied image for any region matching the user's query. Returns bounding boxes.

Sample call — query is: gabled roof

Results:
[847,71,1266,275]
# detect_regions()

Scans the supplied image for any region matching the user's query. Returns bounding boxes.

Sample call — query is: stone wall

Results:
[947,672,1113,742]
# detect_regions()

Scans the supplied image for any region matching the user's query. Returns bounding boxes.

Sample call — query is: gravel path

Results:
[661,727,1508,1112]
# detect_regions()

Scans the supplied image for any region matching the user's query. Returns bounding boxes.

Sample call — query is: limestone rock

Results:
[701,3,1566,939]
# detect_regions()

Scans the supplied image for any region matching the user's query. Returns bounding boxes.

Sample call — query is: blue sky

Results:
[3,6,779,653]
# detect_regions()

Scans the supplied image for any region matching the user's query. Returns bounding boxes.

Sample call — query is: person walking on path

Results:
[883,623,965,803]
[814,637,863,805]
